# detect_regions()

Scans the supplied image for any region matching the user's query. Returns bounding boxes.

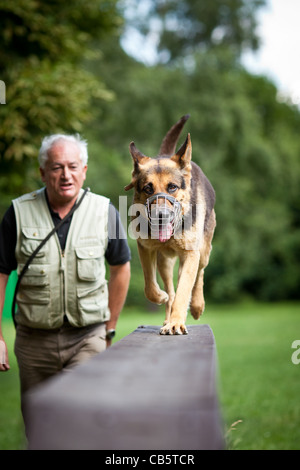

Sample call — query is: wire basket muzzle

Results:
[146,193,182,241]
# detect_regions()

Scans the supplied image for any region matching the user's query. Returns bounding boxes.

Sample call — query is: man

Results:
[0,134,131,405]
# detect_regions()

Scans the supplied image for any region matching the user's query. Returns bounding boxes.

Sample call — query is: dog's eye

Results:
[167,183,178,193]
[143,184,154,195]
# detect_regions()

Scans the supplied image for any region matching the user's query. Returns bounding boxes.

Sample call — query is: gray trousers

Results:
[14,322,106,418]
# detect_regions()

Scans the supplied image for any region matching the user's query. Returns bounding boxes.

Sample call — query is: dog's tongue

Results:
[159,223,173,242]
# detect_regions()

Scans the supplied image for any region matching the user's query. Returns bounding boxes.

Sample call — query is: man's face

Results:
[40,140,87,208]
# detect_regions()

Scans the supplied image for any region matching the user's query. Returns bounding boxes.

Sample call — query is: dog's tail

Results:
[158,114,190,157]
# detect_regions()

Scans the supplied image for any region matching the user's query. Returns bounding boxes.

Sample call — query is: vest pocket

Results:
[75,246,104,282]
[17,264,50,305]
[20,227,50,259]
[77,281,109,321]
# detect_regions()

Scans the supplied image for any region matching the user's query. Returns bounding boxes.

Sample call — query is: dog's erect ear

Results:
[159,114,190,157]
[129,142,151,165]
[124,142,151,191]
[171,133,192,168]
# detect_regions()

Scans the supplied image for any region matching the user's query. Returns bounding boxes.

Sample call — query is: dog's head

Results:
[125,115,192,242]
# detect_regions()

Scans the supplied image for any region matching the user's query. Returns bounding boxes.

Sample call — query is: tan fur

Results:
[125,119,216,335]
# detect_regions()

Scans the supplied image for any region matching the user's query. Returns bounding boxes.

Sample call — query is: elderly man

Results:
[0,134,131,406]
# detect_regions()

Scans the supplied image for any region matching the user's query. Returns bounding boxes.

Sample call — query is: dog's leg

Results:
[190,265,205,319]
[157,252,177,325]
[190,212,216,319]
[160,250,200,335]
[137,242,169,305]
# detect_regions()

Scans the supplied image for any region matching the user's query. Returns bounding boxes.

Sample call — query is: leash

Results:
[11,187,90,328]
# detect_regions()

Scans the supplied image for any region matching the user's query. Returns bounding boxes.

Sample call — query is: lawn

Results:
[1,301,300,450]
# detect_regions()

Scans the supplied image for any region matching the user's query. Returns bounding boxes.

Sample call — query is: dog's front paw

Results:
[160,322,188,335]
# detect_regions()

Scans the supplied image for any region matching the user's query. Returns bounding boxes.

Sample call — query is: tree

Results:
[86,41,300,303]
[2,0,300,304]
[0,0,122,212]
[122,0,266,63]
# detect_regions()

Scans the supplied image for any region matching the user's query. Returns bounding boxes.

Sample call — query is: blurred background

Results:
[0,0,299,450]
[1,0,300,305]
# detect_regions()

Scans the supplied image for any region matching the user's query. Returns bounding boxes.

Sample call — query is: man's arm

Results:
[0,273,10,371]
[106,261,130,346]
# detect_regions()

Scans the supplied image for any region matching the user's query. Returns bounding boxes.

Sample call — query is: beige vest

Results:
[13,188,110,329]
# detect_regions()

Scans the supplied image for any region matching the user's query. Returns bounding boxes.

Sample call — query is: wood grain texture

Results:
[26,324,224,450]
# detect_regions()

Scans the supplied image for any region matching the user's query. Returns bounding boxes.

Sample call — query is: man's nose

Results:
[62,166,71,179]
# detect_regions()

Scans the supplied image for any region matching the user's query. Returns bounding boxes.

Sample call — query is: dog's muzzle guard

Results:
[146,193,182,242]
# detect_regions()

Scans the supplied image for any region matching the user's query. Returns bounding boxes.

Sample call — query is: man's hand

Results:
[0,273,10,371]
[0,339,10,371]
[107,262,130,347]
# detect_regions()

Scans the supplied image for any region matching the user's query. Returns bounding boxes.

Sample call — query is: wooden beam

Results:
[26,324,224,450]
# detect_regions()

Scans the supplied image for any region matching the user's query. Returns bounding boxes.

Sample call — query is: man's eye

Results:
[168,183,178,193]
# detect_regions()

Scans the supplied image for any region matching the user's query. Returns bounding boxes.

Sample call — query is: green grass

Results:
[0,321,26,450]
[1,301,300,450]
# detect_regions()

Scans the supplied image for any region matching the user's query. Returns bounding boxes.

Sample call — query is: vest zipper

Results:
[60,250,66,317]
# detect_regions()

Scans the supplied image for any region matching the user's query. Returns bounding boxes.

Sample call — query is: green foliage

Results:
[1,1,299,451]
[0,0,121,200]
[1,0,299,303]
[86,44,300,303]
[122,0,266,63]
[0,0,121,64]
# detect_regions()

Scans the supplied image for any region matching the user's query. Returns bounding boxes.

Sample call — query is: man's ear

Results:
[82,165,87,182]
[40,167,46,182]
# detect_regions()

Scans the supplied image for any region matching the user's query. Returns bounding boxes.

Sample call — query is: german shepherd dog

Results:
[125,115,216,335]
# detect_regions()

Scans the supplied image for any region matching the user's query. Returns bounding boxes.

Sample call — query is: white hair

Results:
[38,133,88,169]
